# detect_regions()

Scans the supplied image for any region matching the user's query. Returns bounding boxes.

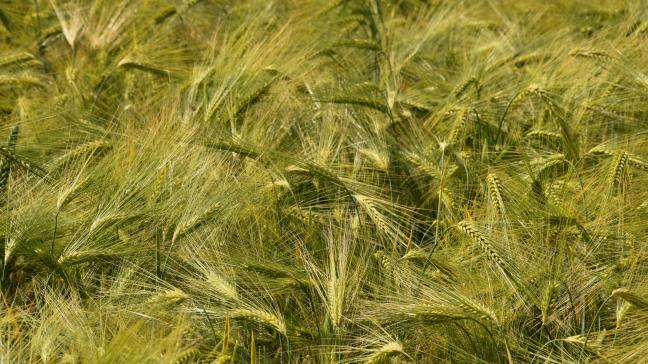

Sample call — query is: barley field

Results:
[1,0,648,363]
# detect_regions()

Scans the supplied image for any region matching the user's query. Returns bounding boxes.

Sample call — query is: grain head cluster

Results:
[1,0,648,363]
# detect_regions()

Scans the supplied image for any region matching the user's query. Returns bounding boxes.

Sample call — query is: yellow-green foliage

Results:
[1,0,648,363]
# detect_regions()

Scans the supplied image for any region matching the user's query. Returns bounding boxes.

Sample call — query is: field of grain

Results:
[1,1,648,363]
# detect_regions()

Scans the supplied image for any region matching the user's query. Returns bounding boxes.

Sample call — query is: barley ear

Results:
[611,288,648,309]
[607,150,628,192]
[486,173,506,216]
[173,348,199,364]
[364,342,405,364]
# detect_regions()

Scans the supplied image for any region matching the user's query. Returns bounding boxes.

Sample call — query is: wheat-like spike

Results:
[227,74,279,123]
[628,156,648,171]
[38,23,63,46]
[353,194,391,237]
[617,254,648,271]
[118,57,174,78]
[149,161,168,204]
[545,183,563,206]
[563,333,609,360]
[338,17,364,35]
[153,0,204,24]
[0,145,46,178]
[486,173,506,216]
[203,69,277,123]
[58,250,119,265]
[540,281,560,325]
[587,147,648,171]
[51,140,113,172]
[401,248,428,262]
[211,353,231,364]
[90,212,144,232]
[403,152,445,178]
[513,86,541,105]
[525,130,562,141]
[634,20,648,35]
[230,308,286,335]
[441,107,463,117]
[447,108,470,145]
[316,0,348,16]
[358,148,389,170]
[456,221,510,274]
[587,146,614,157]
[172,202,220,243]
[289,162,336,182]
[459,20,502,33]
[173,348,199,364]
[373,250,406,286]
[319,95,389,114]
[439,185,458,213]
[398,304,468,322]
[0,158,9,193]
[0,125,19,193]
[283,205,323,224]
[153,5,177,24]
[583,103,628,120]
[7,124,19,150]
[364,342,405,364]
[485,52,520,72]
[398,97,430,113]
[578,7,624,19]
[570,49,614,61]
[326,272,344,329]
[513,52,551,67]
[205,141,261,160]
[374,250,393,271]
[607,150,628,190]
[269,277,312,291]
[242,261,296,278]
[402,298,497,324]
[507,272,544,306]
[453,295,499,323]
[57,176,91,210]
[453,76,477,98]
[616,300,631,329]
[0,72,46,87]
[611,288,648,309]
[536,153,566,180]
[0,52,38,69]
[148,288,190,305]
[205,271,239,301]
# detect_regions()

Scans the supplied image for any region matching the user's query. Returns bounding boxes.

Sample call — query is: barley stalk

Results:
[486,173,505,216]
[447,108,470,145]
[364,342,404,364]
[611,288,648,309]
[172,203,220,243]
[230,308,286,335]
[453,76,477,98]
[173,348,198,364]
[148,288,190,305]
[607,150,628,191]
[58,250,119,265]
[51,140,112,173]
[205,271,239,301]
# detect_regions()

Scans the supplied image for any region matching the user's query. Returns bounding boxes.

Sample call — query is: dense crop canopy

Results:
[1,0,648,362]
